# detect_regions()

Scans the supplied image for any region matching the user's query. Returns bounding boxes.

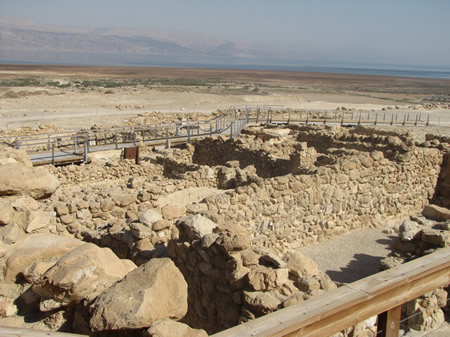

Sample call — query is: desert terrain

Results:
[1,64,449,134]
[0,65,449,336]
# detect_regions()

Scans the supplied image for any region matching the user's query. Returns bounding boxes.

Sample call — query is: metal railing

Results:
[1,106,445,165]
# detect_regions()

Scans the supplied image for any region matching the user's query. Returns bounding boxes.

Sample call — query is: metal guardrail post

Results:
[374,113,378,125]
[230,122,233,139]
[358,112,361,126]
[197,121,200,135]
[51,140,55,165]
[414,114,418,126]
[133,132,136,146]
[187,126,191,143]
[165,128,169,149]
[287,110,290,124]
[83,139,88,162]
[341,113,344,125]
[426,115,430,126]
[402,114,406,126]
[48,135,51,150]
[115,133,118,149]
[390,114,394,125]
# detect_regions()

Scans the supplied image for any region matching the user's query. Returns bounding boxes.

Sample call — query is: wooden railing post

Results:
[377,306,401,337]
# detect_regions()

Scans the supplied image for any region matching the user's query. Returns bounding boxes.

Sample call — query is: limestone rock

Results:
[0,145,32,167]
[10,195,39,212]
[283,252,320,278]
[161,205,186,220]
[177,214,217,241]
[421,228,450,247]
[380,256,405,270]
[145,319,208,337]
[90,258,188,331]
[0,199,15,226]
[282,292,307,308]
[0,223,24,245]
[130,222,153,240]
[220,231,251,251]
[247,266,289,291]
[422,204,450,221]
[4,234,84,282]
[152,219,172,232]
[24,210,55,233]
[399,220,421,241]
[243,291,281,315]
[241,249,261,267]
[33,243,137,304]
[0,283,22,317]
[139,209,163,227]
[112,193,135,207]
[0,163,59,199]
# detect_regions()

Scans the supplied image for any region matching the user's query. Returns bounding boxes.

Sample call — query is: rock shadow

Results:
[326,236,396,283]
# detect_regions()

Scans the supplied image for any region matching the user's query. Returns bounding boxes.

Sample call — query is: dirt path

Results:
[299,228,397,283]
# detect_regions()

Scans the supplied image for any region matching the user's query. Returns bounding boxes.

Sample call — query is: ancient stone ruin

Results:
[0,124,448,336]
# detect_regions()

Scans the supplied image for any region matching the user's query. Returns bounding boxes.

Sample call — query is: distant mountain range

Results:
[0,17,292,66]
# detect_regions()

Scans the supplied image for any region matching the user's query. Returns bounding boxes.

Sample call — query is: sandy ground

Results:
[1,64,449,133]
[299,228,397,283]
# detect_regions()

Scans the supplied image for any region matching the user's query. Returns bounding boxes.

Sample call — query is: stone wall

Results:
[189,125,444,253]
[434,152,450,207]
[167,215,338,334]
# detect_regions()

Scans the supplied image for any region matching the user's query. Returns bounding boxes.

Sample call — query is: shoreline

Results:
[2,63,450,83]
[1,63,450,81]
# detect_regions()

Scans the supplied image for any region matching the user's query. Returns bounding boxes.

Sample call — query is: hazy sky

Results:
[1,0,450,68]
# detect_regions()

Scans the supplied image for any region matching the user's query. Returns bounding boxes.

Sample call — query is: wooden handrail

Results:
[212,247,450,337]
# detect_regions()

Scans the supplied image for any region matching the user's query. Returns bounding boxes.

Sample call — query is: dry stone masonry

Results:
[0,123,449,336]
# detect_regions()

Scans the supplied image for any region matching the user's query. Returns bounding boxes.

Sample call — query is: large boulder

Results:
[0,145,32,167]
[90,258,188,331]
[4,234,84,282]
[422,204,450,221]
[33,243,137,305]
[0,163,59,199]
